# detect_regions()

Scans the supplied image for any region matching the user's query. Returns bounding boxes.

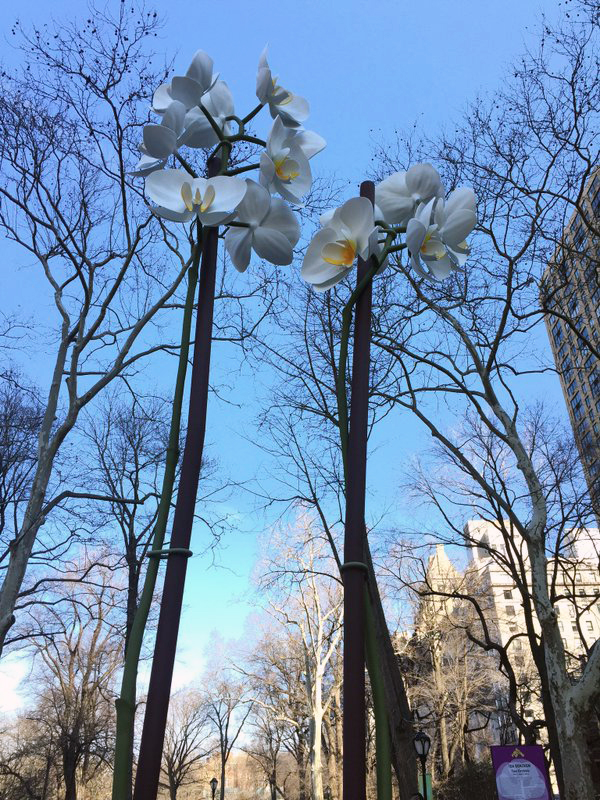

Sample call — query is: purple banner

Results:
[491,745,552,800]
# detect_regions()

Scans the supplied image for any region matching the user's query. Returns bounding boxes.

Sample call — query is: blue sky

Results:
[0,0,571,705]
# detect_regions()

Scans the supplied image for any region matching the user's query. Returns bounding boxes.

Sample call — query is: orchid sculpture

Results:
[302,162,477,289]
[113,46,325,800]
[300,164,477,800]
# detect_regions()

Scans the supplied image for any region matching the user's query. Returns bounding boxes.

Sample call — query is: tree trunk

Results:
[310,705,324,800]
[552,693,596,799]
[365,540,419,800]
[220,759,226,800]
[298,736,308,800]
[63,751,78,800]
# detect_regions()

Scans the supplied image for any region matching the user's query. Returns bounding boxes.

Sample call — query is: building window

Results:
[572,621,578,632]
[558,342,567,360]
[506,605,516,616]
[586,620,594,632]
[552,321,563,346]
[504,590,513,600]
[568,379,577,396]
[508,622,518,633]
[573,224,587,251]
[592,186,600,217]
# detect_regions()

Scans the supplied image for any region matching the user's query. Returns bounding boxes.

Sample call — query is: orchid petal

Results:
[253,227,295,265]
[405,163,444,201]
[151,206,195,223]
[275,93,309,127]
[143,125,177,159]
[225,228,253,272]
[262,199,300,245]
[445,187,477,218]
[441,209,477,248]
[186,50,214,90]
[338,197,375,248]
[406,218,427,255]
[145,169,188,212]
[162,101,187,135]
[152,83,173,113]
[131,154,166,177]
[236,180,272,227]
[291,129,326,159]
[170,76,204,109]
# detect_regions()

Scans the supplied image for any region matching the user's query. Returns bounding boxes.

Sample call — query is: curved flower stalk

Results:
[225,180,300,271]
[301,167,477,800]
[256,46,309,127]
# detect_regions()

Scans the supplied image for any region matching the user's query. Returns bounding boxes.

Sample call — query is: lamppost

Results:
[210,777,218,800]
[413,731,431,800]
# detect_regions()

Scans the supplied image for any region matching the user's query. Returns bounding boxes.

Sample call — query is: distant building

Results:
[541,169,600,512]
[465,519,600,670]
[405,520,600,784]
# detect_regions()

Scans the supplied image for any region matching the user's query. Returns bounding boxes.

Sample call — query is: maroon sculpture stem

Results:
[133,160,220,800]
[342,180,375,800]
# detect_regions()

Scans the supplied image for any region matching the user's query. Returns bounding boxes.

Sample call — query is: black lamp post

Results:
[413,731,431,800]
[210,777,218,800]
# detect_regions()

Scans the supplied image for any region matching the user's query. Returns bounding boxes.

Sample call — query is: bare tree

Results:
[204,675,253,800]
[257,522,343,800]
[0,5,195,655]
[160,690,213,800]
[241,627,311,800]
[25,573,122,800]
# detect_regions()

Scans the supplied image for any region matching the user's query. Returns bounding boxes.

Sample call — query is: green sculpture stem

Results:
[336,256,392,800]
[111,228,202,800]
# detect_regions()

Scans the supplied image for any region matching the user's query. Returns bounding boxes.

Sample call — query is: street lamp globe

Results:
[413,731,431,758]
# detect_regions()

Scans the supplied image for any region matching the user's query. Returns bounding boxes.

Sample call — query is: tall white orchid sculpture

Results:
[302,162,477,289]
[136,47,324,270]
[116,47,325,800]
[299,164,477,800]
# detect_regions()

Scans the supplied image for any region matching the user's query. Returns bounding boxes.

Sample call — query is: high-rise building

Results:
[541,170,600,509]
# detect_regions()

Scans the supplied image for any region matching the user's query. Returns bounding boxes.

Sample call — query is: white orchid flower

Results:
[145,169,247,226]
[301,197,379,291]
[406,188,477,281]
[260,117,312,204]
[153,50,217,112]
[375,163,445,225]
[224,181,300,272]
[256,47,309,128]
[182,81,235,149]
[142,101,188,161]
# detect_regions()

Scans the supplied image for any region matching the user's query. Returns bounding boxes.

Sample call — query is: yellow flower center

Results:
[322,238,357,267]
[181,182,215,213]
[274,156,300,183]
